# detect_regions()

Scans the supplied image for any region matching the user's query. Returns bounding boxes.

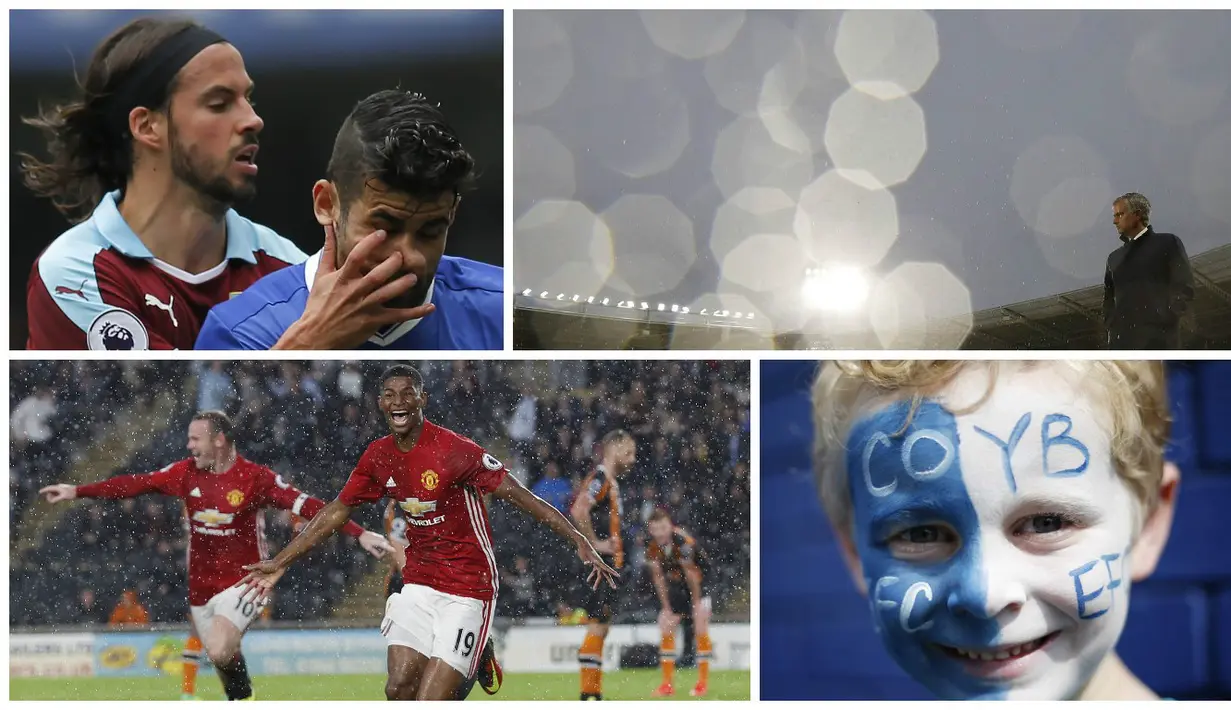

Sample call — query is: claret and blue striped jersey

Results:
[26,191,307,350]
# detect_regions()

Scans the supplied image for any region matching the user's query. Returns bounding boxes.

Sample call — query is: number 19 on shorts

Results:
[454,628,476,658]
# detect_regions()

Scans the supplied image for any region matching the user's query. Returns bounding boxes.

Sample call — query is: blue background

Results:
[95,631,182,677]
[8,10,502,71]
[760,360,1231,700]
[92,629,385,677]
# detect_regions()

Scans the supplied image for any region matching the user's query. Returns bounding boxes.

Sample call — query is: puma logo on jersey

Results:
[144,294,179,328]
[55,280,88,300]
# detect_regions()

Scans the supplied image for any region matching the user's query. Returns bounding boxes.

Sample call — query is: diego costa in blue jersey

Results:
[195,249,501,349]
[195,89,502,350]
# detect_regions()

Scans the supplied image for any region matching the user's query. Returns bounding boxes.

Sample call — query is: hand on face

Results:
[334,183,455,311]
[277,224,436,350]
[845,366,1136,700]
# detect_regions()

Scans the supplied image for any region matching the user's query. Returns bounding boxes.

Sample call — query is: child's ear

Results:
[834,519,868,595]
[1129,462,1180,581]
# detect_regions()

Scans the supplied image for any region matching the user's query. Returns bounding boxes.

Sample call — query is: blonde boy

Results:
[812,361,1179,700]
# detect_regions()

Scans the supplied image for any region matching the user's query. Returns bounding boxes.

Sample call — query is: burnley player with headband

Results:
[238,365,617,701]
[194,90,503,350]
[20,17,435,350]
[19,18,304,349]
[39,411,393,700]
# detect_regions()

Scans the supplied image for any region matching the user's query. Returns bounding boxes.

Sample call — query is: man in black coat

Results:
[1103,192,1194,349]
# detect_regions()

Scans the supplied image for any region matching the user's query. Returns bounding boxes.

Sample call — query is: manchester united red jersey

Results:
[76,455,362,606]
[26,190,306,350]
[339,420,508,602]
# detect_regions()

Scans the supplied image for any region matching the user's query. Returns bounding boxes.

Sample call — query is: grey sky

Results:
[514,10,1231,322]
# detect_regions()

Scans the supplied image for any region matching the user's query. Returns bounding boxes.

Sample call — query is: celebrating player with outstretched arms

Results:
[237,364,618,701]
[40,410,392,700]
[378,498,504,699]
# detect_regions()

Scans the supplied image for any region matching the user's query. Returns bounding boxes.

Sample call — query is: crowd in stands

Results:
[11,361,162,519]
[10,361,750,629]
[492,360,751,622]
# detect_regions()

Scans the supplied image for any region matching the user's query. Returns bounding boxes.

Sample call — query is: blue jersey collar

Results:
[302,250,435,346]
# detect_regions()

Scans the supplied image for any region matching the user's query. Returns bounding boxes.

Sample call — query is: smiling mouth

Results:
[390,410,410,426]
[937,631,1060,664]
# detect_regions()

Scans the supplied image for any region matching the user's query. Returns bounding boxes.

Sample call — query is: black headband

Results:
[109,26,227,136]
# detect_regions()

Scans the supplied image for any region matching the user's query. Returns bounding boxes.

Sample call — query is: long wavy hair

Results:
[17,17,200,224]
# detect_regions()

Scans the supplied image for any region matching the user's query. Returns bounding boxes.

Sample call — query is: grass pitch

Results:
[10,669,750,701]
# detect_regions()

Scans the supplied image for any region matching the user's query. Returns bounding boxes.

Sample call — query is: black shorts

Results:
[668,583,707,617]
[582,559,623,623]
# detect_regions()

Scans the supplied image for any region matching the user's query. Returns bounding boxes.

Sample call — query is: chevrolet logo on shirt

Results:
[191,509,234,526]
[398,498,437,517]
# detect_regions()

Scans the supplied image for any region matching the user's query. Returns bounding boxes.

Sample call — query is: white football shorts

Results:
[381,583,495,677]
[190,585,267,636]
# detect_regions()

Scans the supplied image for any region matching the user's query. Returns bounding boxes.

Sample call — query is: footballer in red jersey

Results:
[380,499,504,700]
[40,411,392,700]
[238,364,618,701]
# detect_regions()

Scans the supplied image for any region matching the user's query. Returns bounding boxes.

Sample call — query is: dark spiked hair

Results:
[327,90,476,218]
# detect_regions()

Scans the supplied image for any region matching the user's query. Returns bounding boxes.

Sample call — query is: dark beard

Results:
[386,278,433,310]
[169,126,257,214]
[337,217,433,311]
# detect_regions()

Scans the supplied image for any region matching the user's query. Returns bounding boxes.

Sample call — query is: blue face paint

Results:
[1041,413,1090,477]
[846,370,1139,701]
[973,412,1031,493]
[1069,550,1126,620]
[847,399,1005,700]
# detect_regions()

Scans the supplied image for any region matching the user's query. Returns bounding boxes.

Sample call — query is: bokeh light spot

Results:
[599,195,698,294]
[834,10,940,100]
